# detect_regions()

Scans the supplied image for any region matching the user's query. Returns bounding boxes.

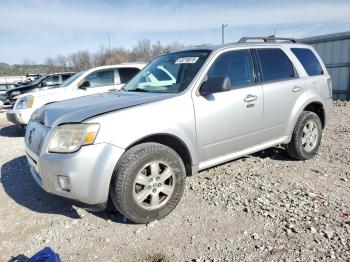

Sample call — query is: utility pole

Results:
[107,33,111,61]
[221,24,228,44]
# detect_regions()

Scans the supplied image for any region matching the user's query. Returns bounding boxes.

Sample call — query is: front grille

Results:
[25,120,49,155]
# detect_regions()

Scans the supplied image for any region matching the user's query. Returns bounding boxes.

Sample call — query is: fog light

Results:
[57,176,71,191]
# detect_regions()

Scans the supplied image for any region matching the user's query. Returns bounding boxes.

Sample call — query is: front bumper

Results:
[26,143,125,205]
[6,108,32,125]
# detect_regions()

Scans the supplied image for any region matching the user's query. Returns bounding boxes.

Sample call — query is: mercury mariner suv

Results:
[24,37,332,223]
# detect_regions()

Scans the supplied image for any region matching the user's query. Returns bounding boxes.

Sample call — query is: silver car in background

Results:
[24,37,332,223]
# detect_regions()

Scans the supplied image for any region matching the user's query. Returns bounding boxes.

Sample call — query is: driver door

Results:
[193,49,263,166]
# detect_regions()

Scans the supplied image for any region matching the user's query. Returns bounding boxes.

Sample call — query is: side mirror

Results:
[199,76,231,96]
[41,81,47,87]
[79,80,90,90]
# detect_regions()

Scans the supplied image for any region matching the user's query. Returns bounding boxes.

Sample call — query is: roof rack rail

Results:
[238,36,296,43]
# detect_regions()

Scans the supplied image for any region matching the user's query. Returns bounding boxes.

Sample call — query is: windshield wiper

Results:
[127,88,152,92]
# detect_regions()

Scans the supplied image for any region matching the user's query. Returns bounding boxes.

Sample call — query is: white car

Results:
[6,63,146,126]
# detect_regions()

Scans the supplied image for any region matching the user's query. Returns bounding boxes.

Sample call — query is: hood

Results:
[15,88,65,100]
[8,83,37,94]
[32,91,175,127]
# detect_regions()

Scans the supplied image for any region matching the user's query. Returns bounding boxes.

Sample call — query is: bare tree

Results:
[0,39,186,76]
[69,51,91,71]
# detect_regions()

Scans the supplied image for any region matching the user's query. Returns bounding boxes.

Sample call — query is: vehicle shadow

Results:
[0,125,24,138]
[253,146,296,162]
[1,156,80,219]
[1,156,131,223]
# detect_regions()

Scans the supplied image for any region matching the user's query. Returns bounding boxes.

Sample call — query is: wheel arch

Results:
[286,97,326,142]
[124,133,194,176]
[303,102,325,129]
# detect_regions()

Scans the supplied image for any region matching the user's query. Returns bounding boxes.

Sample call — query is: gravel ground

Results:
[0,102,349,262]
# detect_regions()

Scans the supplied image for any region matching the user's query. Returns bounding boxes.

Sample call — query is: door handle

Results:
[244,94,257,102]
[292,86,303,92]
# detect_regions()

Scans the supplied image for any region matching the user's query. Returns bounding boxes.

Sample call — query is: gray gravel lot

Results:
[0,102,349,261]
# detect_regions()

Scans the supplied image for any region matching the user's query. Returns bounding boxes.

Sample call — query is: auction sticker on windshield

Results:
[175,57,199,64]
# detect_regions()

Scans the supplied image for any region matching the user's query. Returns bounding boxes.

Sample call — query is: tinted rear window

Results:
[257,48,295,82]
[291,48,323,76]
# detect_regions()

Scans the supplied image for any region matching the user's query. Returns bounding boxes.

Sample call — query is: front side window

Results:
[123,50,211,93]
[84,70,114,87]
[257,48,295,82]
[42,75,61,86]
[119,68,140,84]
[208,50,254,88]
[291,48,323,76]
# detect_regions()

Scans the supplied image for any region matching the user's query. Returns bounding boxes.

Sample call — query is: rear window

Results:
[257,48,295,82]
[291,48,323,76]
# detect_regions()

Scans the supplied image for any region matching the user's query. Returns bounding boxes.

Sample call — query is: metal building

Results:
[300,31,350,100]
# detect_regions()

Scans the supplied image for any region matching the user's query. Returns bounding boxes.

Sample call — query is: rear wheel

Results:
[110,142,186,224]
[286,111,322,160]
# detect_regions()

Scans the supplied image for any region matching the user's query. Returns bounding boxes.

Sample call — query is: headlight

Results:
[16,95,34,109]
[48,123,100,153]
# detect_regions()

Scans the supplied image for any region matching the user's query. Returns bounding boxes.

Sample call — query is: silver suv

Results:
[25,37,332,223]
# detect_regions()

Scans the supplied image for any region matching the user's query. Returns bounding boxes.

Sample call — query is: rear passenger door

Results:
[256,48,306,142]
[194,49,263,164]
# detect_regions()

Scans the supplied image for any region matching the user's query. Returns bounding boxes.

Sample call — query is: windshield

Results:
[123,50,211,93]
[31,75,46,85]
[60,71,86,87]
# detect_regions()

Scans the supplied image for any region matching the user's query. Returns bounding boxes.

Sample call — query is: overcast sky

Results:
[1,0,350,64]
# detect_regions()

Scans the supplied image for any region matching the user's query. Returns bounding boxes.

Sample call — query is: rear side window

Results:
[119,68,140,84]
[291,48,323,76]
[257,48,295,82]
[208,50,254,88]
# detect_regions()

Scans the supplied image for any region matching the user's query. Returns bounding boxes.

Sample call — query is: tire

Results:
[110,142,186,224]
[286,111,322,160]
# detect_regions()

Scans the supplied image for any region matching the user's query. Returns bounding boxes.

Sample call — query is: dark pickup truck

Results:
[4,72,75,107]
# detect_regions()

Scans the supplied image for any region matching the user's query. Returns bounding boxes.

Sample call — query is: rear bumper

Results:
[26,142,125,205]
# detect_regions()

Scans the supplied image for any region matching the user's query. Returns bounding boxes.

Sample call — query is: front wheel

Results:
[110,142,186,224]
[286,111,322,160]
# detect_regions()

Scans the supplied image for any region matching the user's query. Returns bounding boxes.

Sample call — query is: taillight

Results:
[327,78,332,99]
